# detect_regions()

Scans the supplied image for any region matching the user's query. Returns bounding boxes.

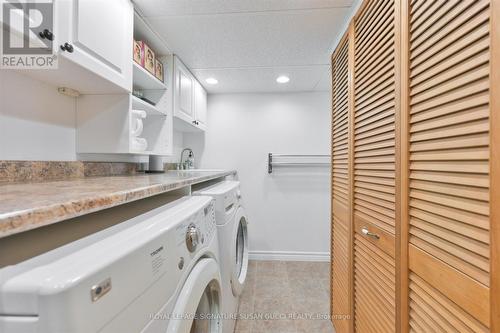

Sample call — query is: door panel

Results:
[352,0,397,331]
[57,0,133,91]
[353,0,397,237]
[408,0,491,330]
[75,0,127,71]
[179,70,194,118]
[194,80,207,129]
[174,57,195,122]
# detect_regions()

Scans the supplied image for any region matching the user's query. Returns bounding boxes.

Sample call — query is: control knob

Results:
[185,223,200,252]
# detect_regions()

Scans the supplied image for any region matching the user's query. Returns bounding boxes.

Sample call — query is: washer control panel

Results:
[179,200,216,254]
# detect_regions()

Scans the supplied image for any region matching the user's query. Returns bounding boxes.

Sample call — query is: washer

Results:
[0,196,222,333]
[194,181,249,333]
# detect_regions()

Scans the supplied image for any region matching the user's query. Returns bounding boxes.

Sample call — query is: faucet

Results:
[179,148,194,170]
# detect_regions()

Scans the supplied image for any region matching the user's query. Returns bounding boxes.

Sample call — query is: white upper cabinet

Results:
[17,0,133,94]
[56,0,133,92]
[173,56,207,132]
[174,56,195,122]
[194,80,207,130]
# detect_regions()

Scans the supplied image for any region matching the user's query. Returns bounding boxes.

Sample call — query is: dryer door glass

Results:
[231,211,249,296]
[234,216,248,283]
[235,219,245,277]
[190,284,219,333]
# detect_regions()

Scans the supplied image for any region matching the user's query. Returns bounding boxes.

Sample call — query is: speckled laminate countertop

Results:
[0,170,236,238]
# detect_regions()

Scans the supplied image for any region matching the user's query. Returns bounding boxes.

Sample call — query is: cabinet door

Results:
[194,80,207,130]
[174,57,195,123]
[407,0,491,331]
[352,0,397,331]
[57,0,133,91]
[331,34,351,333]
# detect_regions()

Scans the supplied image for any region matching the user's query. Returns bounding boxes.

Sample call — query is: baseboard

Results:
[248,251,330,262]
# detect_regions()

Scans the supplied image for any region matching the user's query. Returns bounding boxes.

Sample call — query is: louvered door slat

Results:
[408,0,491,331]
[331,34,351,333]
[410,273,488,333]
[354,234,396,332]
[353,0,396,233]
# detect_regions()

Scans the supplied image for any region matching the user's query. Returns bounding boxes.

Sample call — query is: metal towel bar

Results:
[268,153,330,174]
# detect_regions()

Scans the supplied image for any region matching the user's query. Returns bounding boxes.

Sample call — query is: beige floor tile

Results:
[319,278,330,294]
[289,278,329,302]
[295,319,334,333]
[253,294,294,313]
[245,262,258,281]
[252,322,297,333]
[234,260,331,333]
[240,272,255,298]
[256,260,288,278]
[253,276,291,300]
[287,261,329,279]
[293,296,330,315]
[234,317,253,332]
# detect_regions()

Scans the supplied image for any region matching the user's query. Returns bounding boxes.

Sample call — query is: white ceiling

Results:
[133,0,353,94]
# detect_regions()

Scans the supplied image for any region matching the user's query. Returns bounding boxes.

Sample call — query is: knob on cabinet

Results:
[39,29,54,41]
[60,42,74,53]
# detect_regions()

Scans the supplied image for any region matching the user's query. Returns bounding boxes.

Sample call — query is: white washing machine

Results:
[194,181,249,333]
[0,196,222,333]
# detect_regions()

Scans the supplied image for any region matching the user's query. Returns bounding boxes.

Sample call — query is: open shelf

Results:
[131,95,166,116]
[133,62,167,91]
[134,12,171,56]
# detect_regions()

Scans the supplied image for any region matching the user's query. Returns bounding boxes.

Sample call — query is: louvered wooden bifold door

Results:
[331,0,498,331]
[407,0,491,331]
[352,0,397,331]
[331,34,351,333]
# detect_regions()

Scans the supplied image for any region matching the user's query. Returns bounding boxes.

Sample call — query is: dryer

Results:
[0,196,222,333]
[194,181,249,333]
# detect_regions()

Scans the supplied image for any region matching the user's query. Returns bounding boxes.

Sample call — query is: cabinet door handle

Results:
[39,29,54,41]
[361,228,380,240]
[60,43,74,53]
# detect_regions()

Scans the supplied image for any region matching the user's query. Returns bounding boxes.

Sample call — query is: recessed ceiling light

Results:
[206,77,218,85]
[276,75,290,84]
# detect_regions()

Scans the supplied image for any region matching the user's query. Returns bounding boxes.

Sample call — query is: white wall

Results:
[0,71,77,161]
[185,92,331,261]
[163,130,185,165]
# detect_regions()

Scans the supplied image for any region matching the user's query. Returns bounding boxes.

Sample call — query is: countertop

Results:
[0,170,236,238]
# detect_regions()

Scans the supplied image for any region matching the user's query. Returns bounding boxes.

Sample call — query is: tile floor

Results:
[234,260,334,333]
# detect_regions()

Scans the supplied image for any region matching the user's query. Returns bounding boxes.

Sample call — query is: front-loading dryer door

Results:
[230,208,249,296]
[167,258,222,333]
